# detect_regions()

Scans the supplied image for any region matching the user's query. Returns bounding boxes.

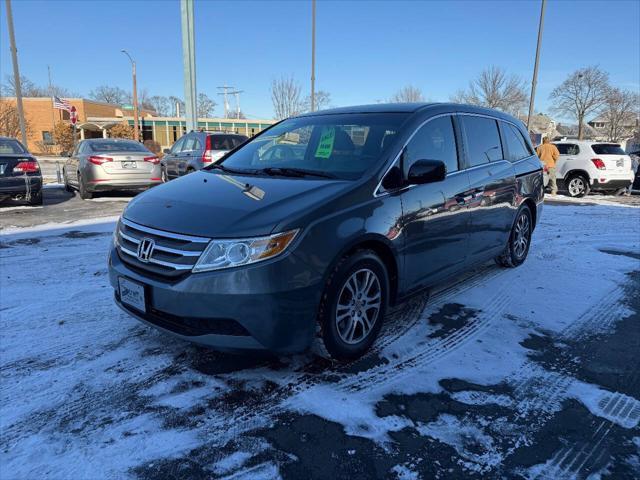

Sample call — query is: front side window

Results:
[404,116,458,174]
[216,113,409,180]
[461,116,503,166]
[555,144,579,155]
[502,123,531,161]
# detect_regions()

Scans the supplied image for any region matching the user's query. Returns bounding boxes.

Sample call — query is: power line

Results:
[217,85,235,118]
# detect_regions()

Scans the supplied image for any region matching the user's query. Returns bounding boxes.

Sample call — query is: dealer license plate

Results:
[122,161,137,169]
[119,277,146,312]
[616,159,624,168]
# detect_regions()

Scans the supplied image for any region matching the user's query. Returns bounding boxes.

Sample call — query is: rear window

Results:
[592,144,625,155]
[555,144,580,155]
[209,135,248,150]
[0,138,26,154]
[89,141,148,152]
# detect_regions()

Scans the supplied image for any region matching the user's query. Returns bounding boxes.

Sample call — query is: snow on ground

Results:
[1,204,639,479]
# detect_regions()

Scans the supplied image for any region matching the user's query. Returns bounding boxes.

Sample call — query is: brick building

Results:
[0,96,274,153]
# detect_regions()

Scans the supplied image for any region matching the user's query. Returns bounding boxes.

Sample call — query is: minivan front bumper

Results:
[108,245,323,354]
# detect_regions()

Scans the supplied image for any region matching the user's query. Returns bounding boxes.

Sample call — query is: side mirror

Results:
[407,159,446,185]
[163,148,171,154]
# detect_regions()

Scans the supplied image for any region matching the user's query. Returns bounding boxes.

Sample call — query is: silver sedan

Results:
[63,139,162,199]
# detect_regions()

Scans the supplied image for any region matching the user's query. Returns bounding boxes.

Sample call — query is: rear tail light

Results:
[13,161,40,173]
[88,155,113,165]
[591,158,606,170]
[202,136,213,163]
[144,156,160,164]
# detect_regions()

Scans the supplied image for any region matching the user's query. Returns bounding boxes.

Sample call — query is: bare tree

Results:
[390,85,424,103]
[89,85,128,105]
[549,66,610,140]
[169,96,185,116]
[600,88,639,142]
[303,90,331,112]
[148,95,170,116]
[227,110,246,119]
[1,75,48,97]
[451,66,527,115]
[197,93,217,117]
[271,75,303,120]
[0,99,31,137]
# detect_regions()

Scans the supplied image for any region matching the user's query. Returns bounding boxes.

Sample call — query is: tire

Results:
[63,168,73,192]
[316,250,389,361]
[28,190,43,206]
[78,173,93,200]
[566,174,590,198]
[495,205,533,268]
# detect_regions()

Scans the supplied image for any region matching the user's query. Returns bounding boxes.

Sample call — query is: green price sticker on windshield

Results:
[315,127,335,159]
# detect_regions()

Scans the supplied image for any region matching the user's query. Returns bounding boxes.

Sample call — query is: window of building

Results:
[42,131,54,145]
[502,123,531,161]
[404,116,459,174]
[461,116,503,166]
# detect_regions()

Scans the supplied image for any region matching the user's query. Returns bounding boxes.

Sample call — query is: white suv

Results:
[552,141,634,197]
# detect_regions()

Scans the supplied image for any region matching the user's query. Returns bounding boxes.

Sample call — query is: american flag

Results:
[53,96,71,111]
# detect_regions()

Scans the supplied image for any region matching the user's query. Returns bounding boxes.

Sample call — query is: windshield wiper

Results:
[208,164,252,175]
[258,167,338,179]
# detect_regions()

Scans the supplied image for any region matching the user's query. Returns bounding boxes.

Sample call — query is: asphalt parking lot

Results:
[1,188,639,479]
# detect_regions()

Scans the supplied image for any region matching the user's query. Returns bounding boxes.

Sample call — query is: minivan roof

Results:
[296,102,523,124]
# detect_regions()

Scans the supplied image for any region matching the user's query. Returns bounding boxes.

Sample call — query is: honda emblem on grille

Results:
[137,238,155,263]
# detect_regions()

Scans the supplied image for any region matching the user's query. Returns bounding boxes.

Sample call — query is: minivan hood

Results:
[123,170,351,238]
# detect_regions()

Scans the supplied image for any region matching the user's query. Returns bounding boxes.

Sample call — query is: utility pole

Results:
[217,84,234,118]
[121,50,139,141]
[310,0,316,112]
[527,0,546,131]
[230,90,243,118]
[180,0,197,131]
[5,0,27,146]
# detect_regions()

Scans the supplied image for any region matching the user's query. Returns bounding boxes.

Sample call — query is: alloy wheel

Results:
[335,268,381,345]
[513,212,530,259]
[568,177,586,196]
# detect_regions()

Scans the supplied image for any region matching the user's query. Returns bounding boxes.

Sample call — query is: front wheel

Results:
[567,174,590,198]
[317,250,389,361]
[495,205,532,268]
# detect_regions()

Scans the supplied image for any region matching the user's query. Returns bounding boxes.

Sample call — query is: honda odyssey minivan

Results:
[109,103,543,360]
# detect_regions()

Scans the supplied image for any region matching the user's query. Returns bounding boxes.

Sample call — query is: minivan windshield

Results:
[215,113,409,180]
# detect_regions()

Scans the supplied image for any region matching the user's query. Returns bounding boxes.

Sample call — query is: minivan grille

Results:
[116,218,210,278]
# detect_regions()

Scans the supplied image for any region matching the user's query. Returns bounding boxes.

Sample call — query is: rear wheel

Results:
[567,174,590,197]
[28,190,43,206]
[78,173,93,200]
[496,205,532,268]
[316,250,388,361]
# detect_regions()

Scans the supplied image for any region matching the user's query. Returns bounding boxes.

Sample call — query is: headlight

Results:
[192,229,299,273]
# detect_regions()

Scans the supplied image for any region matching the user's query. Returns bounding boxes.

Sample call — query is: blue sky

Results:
[1,0,639,120]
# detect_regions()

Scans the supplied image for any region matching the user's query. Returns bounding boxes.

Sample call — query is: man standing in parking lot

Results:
[537,137,560,195]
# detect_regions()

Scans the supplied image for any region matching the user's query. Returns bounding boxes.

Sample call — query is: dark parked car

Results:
[161,131,248,181]
[0,136,43,206]
[109,103,543,360]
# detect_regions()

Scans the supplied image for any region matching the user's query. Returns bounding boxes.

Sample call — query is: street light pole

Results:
[121,49,140,141]
[310,0,316,112]
[5,0,27,146]
[527,0,546,132]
